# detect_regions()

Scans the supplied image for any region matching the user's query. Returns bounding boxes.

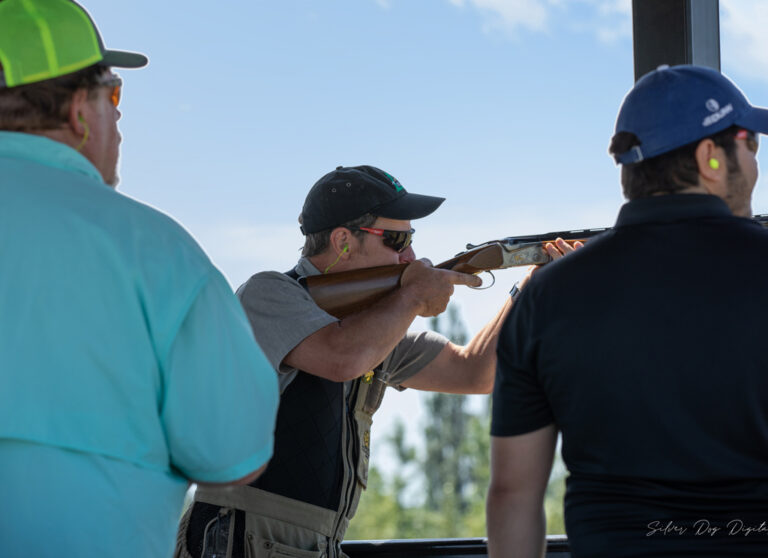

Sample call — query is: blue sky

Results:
[82,0,768,472]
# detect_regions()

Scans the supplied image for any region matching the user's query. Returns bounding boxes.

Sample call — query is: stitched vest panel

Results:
[251,370,344,510]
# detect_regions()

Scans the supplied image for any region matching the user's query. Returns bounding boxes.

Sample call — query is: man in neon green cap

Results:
[0,1,279,557]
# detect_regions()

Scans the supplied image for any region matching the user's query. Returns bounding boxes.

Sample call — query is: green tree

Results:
[544,445,567,534]
[421,305,491,537]
[424,308,470,514]
[349,302,567,540]
[344,466,400,540]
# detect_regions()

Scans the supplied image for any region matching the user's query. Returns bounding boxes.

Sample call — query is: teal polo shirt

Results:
[0,132,279,558]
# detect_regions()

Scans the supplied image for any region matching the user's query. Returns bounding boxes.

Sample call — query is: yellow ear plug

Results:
[76,114,90,151]
[323,244,349,274]
[709,158,720,170]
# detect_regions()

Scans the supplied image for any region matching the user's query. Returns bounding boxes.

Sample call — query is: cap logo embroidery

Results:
[705,99,720,112]
[702,103,733,127]
[384,171,404,192]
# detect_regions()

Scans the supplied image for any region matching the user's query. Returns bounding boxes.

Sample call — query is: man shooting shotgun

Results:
[176,165,577,558]
[306,214,768,318]
[306,225,603,318]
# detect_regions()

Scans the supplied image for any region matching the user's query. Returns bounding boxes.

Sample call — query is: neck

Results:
[309,252,344,275]
[30,128,81,151]
[650,185,709,197]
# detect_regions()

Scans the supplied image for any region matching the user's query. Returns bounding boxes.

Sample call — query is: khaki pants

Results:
[175,485,349,558]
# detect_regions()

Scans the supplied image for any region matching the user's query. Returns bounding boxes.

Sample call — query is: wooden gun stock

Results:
[304,244,506,318]
[304,264,406,319]
[306,215,768,318]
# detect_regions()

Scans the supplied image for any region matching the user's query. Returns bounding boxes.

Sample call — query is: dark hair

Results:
[609,125,740,199]
[301,213,377,257]
[0,64,107,131]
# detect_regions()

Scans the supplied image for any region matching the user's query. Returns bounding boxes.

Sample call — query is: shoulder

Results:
[236,268,333,327]
[236,270,307,302]
[113,192,210,262]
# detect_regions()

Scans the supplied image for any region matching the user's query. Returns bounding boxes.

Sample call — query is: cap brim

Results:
[737,106,768,136]
[374,192,445,221]
[101,49,148,69]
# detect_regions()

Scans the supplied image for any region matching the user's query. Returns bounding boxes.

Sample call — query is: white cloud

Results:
[594,0,630,17]
[446,0,631,42]
[594,21,630,45]
[591,0,631,43]
[456,0,551,34]
[720,0,768,84]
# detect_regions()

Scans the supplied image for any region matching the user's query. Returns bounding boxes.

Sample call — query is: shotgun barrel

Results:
[305,215,768,318]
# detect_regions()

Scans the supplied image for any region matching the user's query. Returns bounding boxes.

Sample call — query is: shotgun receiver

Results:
[305,215,768,319]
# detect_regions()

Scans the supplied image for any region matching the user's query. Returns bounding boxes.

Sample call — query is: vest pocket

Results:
[352,409,373,490]
[247,536,327,558]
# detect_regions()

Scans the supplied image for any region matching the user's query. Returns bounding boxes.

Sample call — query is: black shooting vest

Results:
[250,268,345,509]
[180,268,387,558]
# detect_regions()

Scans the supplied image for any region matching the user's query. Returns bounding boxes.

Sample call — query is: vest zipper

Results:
[331,380,360,550]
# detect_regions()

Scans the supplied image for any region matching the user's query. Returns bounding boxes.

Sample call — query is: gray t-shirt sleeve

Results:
[379,330,448,388]
[236,271,337,373]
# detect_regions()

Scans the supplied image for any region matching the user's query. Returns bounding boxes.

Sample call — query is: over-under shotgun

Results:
[305,215,768,318]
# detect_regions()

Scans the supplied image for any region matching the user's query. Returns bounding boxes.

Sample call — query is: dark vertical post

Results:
[632,0,720,82]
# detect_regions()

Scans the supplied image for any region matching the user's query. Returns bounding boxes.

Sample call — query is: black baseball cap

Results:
[299,165,445,234]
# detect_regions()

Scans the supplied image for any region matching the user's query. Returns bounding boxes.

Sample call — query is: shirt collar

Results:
[0,131,104,184]
[295,256,322,278]
[615,194,733,228]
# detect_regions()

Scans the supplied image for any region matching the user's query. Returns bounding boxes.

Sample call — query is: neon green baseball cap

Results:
[0,0,147,88]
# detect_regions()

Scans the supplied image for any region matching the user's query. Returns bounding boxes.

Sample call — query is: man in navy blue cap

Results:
[176,164,576,558]
[487,65,768,558]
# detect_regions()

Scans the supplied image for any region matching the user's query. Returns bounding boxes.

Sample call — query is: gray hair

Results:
[300,213,377,257]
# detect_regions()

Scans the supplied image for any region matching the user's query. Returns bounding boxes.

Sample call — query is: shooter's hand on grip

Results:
[400,258,482,317]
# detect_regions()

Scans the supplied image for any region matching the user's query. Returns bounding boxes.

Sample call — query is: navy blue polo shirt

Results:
[493,194,768,556]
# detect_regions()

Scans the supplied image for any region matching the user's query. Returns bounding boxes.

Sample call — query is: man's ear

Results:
[695,138,725,191]
[328,227,353,258]
[66,88,90,135]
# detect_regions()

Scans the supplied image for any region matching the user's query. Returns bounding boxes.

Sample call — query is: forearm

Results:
[283,283,424,382]
[331,284,426,375]
[401,295,514,394]
[285,260,483,383]
[457,295,514,388]
[487,489,547,558]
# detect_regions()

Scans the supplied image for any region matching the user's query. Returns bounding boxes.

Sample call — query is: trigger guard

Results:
[469,270,495,290]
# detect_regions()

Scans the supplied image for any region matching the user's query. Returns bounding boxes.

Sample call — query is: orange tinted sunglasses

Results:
[96,74,123,108]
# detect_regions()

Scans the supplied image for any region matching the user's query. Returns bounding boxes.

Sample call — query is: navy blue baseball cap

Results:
[613,65,768,164]
[300,165,445,234]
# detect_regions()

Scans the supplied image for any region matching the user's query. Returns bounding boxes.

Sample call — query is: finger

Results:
[418,257,434,267]
[555,237,576,253]
[449,270,482,287]
[545,242,563,260]
[573,240,584,249]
